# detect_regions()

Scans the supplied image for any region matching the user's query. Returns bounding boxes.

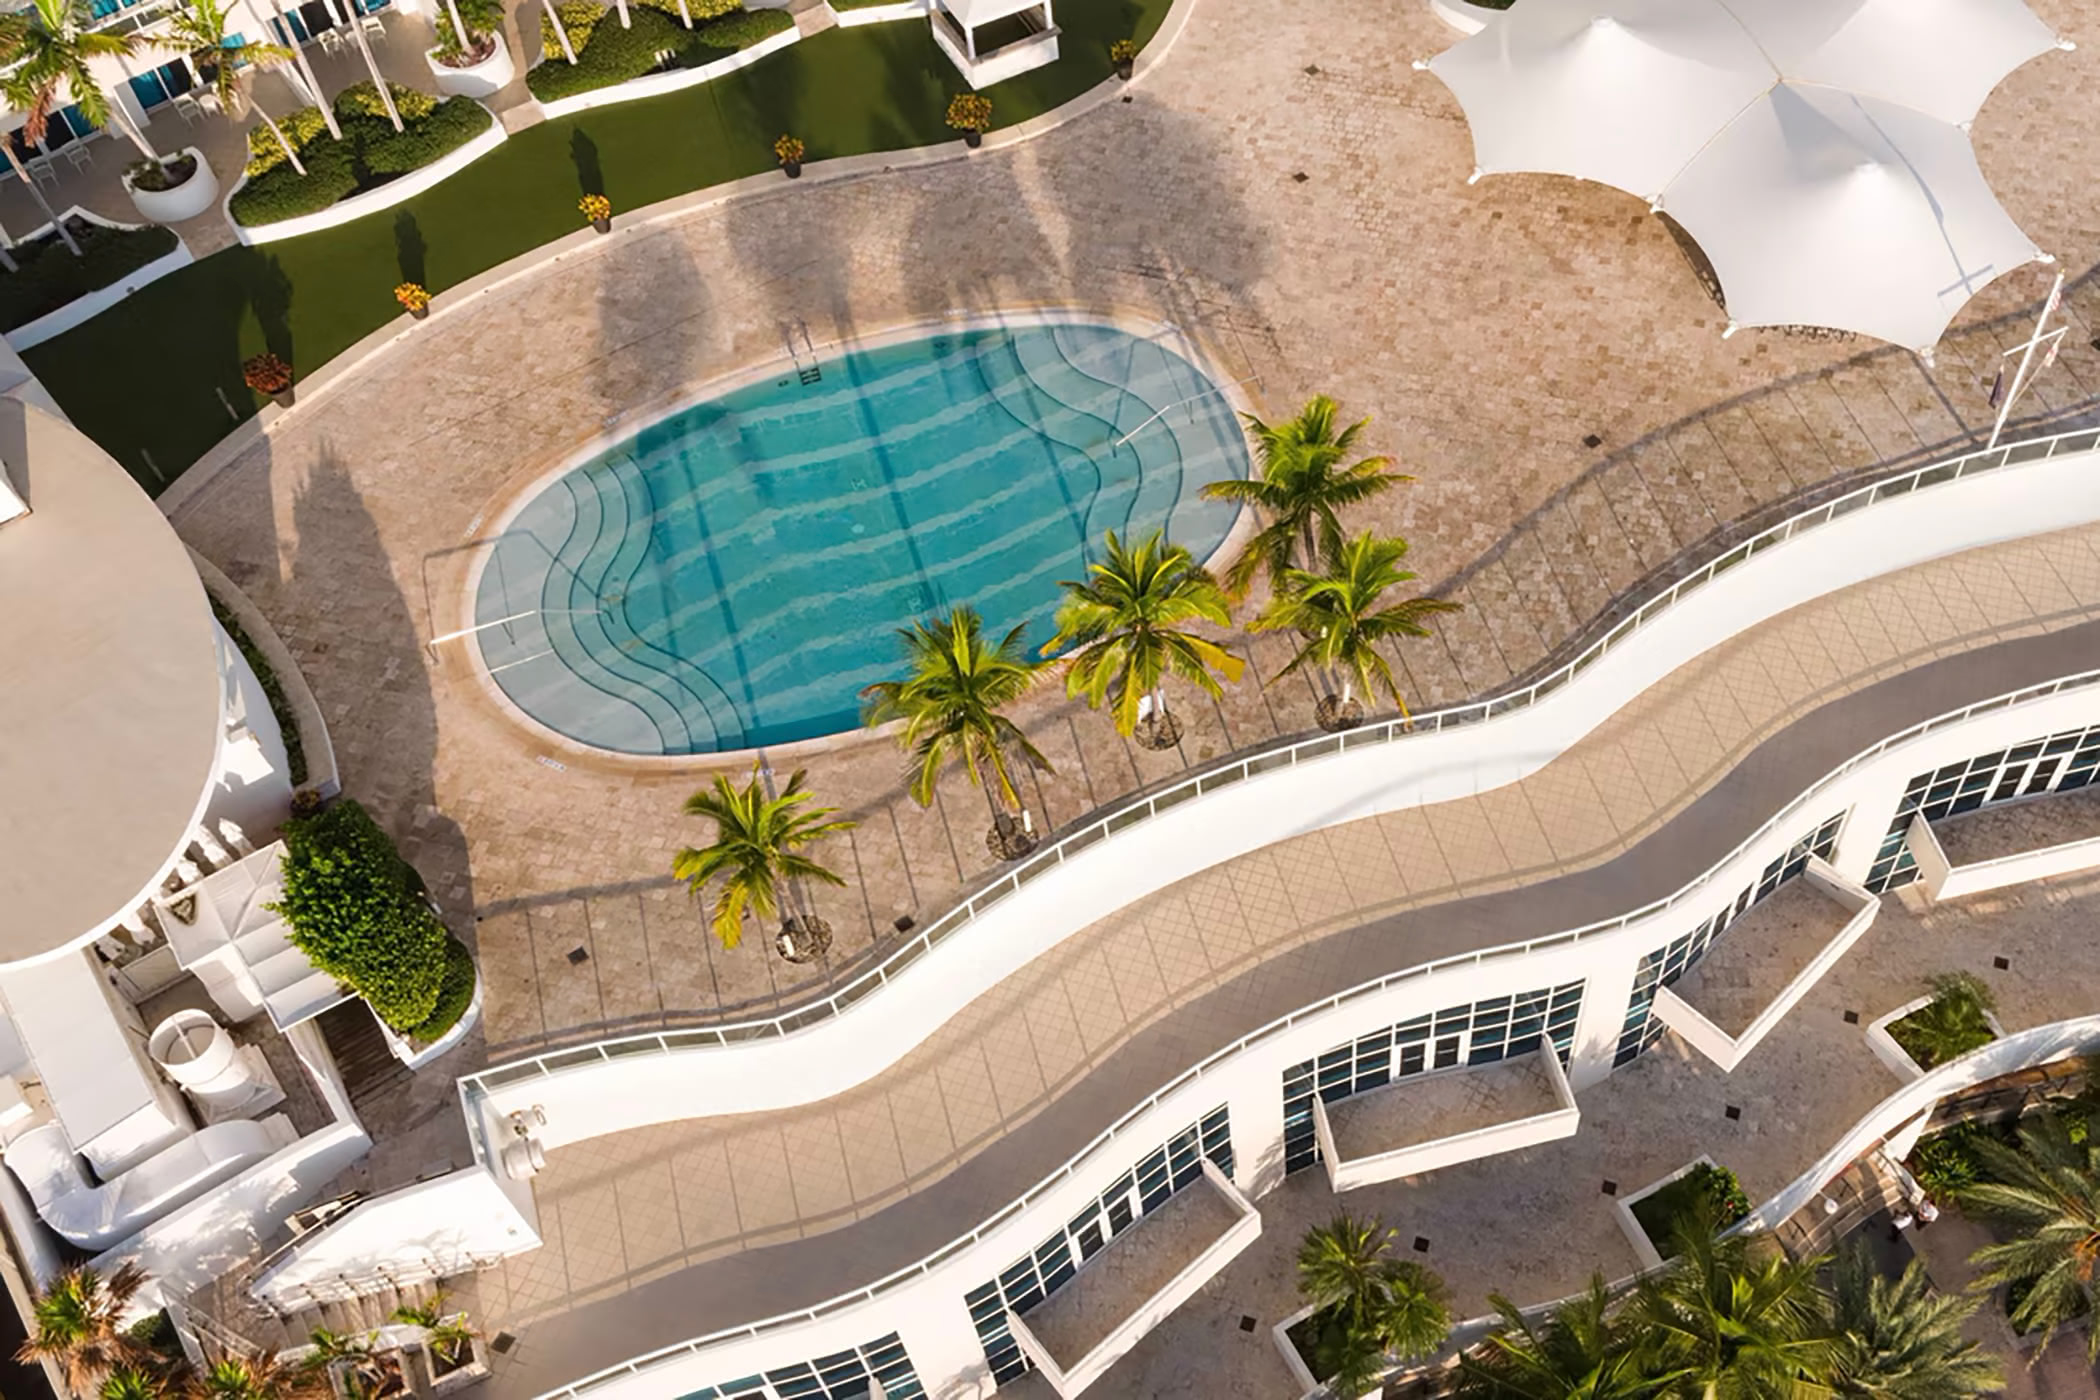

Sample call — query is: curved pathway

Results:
[166,0,2100,1152]
[444,523,2100,1394]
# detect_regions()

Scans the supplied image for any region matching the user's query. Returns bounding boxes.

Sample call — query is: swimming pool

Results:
[472,318,1249,755]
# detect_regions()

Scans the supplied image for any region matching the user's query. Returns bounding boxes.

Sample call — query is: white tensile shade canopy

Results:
[1425,0,2065,350]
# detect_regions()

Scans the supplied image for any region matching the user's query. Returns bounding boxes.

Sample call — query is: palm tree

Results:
[187,1354,324,1400]
[1252,526,1459,730]
[102,1369,167,1400]
[1887,973,1997,1070]
[673,764,855,954]
[16,1262,150,1393]
[161,0,292,116]
[1202,395,1409,598]
[394,1292,477,1373]
[862,606,1052,859]
[0,0,158,158]
[1457,1276,1652,1400]
[1041,528,1243,749]
[1296,1215,1452,1393]
[1961,1106,2100,1358]
[1825,1242,1999,1398]
[1632,1213,1830,1399]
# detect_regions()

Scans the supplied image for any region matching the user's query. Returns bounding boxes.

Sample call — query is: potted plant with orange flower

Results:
[579,193,612,234]
[774,134,805,179]
[1110,37,1137,79]
[946,92,992,148]
[242,352,295,408]
[395,283,432,320]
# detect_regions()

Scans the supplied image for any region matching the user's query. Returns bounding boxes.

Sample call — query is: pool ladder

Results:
[783,319,822,386]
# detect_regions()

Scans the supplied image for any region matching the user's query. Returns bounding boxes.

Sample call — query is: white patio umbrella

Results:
[1424,0,2069,350]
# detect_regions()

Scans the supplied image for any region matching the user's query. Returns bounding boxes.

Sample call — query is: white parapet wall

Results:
[1906,812,2100,902]
[1312,1044,1579,1193]
[229,114,507,247]
[530,28,802,120]
[1650,857,1879,1072]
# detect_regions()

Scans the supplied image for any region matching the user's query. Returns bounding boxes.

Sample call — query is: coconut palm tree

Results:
[161,0,292,116]
[16,1262,151,1393]
[1202,395,1409,598]
[0,0,158,158]
[673,764,855,953]
[1041,528,1243,749]
[1296,1215,1452,1393]
[187,1354,324,1400]
[1252,526,1459,730]
[1457,1276,1652,1400]
[862,606,1051,859]
[1631,1214,1830,1399]
[102,1369,167,1400]
[1961,1106,2100,1359]
[1888,973,1997,1070]
[1824,1242,1999,1399]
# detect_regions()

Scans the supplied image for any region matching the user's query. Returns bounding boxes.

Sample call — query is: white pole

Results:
[1987,269,2067,451]
[542,0,575,62]
[269,0,342,137]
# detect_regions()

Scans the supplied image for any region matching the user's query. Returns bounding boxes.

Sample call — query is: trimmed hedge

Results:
[205,592,309,786]
[271,798,451,1032]
[0,217,177,333]
[528,5,793,101]
[540,0,741,56]
[232,84,492,227]
[406,936,478,1044]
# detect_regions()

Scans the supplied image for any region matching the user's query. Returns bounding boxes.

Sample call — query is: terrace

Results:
[1907,783,2100,902]
[1313,1047,1577,1192]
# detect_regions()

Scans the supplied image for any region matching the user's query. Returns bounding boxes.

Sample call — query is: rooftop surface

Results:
[0,399,219,964]
[1324,1053,1563,1164]
[458,523,2100,1397]
[1934,781,2100,866]
[1668,876,1858,1037]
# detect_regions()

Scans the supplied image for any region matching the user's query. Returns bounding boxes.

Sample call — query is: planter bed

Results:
[1623,1158,1750,1263]
[231,82,495,228]
[528,5,794,102]
[0,215,179,334]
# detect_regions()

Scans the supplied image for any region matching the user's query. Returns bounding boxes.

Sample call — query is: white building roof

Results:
[0,398,223,965]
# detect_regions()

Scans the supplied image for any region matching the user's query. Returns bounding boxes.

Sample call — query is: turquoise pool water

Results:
[473,320,1249,755]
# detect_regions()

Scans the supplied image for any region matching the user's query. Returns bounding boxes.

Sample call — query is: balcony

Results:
[1652,859,1877,1071]
[1008,1161,1260,1397]
[1312,1044,1579,1192]
[1906,784,2100,902]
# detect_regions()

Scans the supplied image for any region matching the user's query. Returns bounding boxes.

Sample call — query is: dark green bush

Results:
[407,937,478,1044]
[1630,1161,1750,1256]
[270,798,450,1032]
[526,5,792,101]
[1908,1118,2011,1198]
[230,93,493,227]
[0,217,177,332]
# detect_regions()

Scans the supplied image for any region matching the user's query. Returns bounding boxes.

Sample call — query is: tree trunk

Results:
[675,0,690,24]
[543,0,576,62]
[611,0,629,29]
[3,144,77,256]
[443,0,472,50]
[272,0,342,136]
[107,96,159,161]
[337,0,401,131]
[257,104,307,175]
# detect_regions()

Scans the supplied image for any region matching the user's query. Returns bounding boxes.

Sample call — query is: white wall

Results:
[1314,1046,1580,1192]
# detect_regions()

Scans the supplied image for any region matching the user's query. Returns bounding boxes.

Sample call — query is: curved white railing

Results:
[463,426,2100,1106]
[534,664,2100,1399]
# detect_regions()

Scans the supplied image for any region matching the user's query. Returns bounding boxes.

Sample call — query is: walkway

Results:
[164,0,2100,1094]
[452,523,2100,1395]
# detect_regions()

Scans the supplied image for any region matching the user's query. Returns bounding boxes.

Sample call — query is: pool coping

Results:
[153,0,1207,530]
[451,305,1261,770]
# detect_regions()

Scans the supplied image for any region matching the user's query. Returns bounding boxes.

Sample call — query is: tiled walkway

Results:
[167,0,2100,1075]
[456,527,2100,1394]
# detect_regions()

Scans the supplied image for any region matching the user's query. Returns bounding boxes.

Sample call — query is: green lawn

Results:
[27,0,1162,491]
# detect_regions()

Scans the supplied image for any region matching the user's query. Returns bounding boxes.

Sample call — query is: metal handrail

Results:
[465,425,2100,1105]
[532,661,2100,1399]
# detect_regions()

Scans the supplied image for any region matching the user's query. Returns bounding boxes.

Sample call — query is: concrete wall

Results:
[1911,814,2100,901]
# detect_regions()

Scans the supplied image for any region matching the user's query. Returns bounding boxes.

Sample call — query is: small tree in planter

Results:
[946,91,993,148]
[242,352,295,407]
[268,798,452,1035]
[1110,36,1136,79]
[432,0,503,67]
[774,134,805,178]
[579,192,612,233]
[1291,1215,1451,1396]
[1887,972,1998,1070]
[393,1293,484,1385]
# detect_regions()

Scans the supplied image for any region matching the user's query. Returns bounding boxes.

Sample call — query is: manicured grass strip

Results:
[526,6,793,102]
[24,0,1166,492]
[0,217,177,332]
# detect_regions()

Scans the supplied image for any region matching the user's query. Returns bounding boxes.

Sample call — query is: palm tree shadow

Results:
[394,209,427,287]
[570,127,604,198]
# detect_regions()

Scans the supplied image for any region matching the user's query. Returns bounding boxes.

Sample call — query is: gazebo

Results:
[930,0,1059,88]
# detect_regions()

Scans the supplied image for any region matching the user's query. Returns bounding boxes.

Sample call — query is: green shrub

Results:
[270,798,450,1032]
[431,0,504,54]
[205,593,308,786]
[1631,1161,1751,1256]
[0,217,177,333]
[1908,1118,2012,1198]
[231,94,493,226]
[406,937,477,1044]
[541,0,605,57]
[1887,972,1998,1070]
[526,4,792,101]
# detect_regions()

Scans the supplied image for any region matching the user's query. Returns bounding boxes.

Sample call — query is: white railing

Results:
[464,425,2100,1110]
[531,662,2100,1399]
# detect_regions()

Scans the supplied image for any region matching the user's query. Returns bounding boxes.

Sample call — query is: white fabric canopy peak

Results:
[1424,0,2064,349]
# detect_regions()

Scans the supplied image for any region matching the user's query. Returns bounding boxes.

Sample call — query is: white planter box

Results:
[228,114,506,245]
[1615,1154,1725,1271]
[531,26,799,120]
[427,36,515,98]
[375,969,483,1070]
[122,147,219,224]
[1866,995,2007,1081]
[1269,1302,1383,1400]
[4,212,192,352]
